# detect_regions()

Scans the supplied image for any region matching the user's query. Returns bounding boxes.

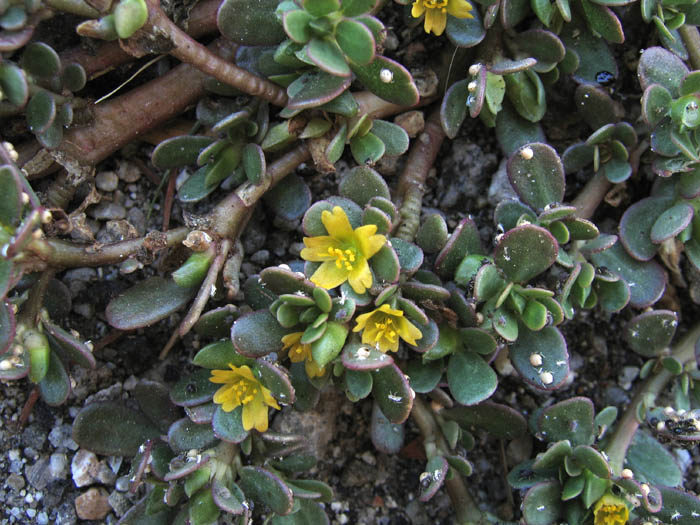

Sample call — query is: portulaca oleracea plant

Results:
[4,0,700,523]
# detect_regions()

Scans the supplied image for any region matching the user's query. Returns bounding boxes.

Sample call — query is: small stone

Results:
[115,476,130,492]
[127,207,146,235]
[117,161,141,182]
[73,303,94,319]
[6,473,25,491]
[96,219,138,243]
[108,490,130,516]
[26,457,51,490]
[95,171,119,192]
[49,453,68,480]
[26,508,37,519]
[88,202,127,221]
[72,449,99,487]
[75,487,111,520]
[394,111,424,138]
[360,451,376,466]
[250,249,270,265]
[95,460,117,485]
[37,511,49,525]
[122,376,138,391]
[55,501,78,525]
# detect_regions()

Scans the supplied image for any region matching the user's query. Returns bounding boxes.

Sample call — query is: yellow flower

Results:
[210,364,280,432]
[411,0,473,36]
[281,332,326,378]
[353,304,422,352]
[593,492,629,525]
[301,206,386,294]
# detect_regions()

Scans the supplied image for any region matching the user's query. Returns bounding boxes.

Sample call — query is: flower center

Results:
[421,0,448,11]
[232,378,259,405]
[328,246,357,271]
[374,318,397,343]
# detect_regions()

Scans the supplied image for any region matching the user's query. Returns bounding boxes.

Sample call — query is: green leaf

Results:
[306,38,351,77]
[590,242,666,308]
[618,196,670,261]
[445,7,485,48]
[0,63,28,107]
[370,402,404,453]
[440,80,469,139]
[171,369,220,407]
[311,321,348,368]
[283,9,314,43]
[239,466,294,515]
[218,0,286,45]
[507,142,565,211]
[287,70,352,110]
[626,430,682,486]
[212,405,249,443]
[335,19,375,65]
[26,90,56,134]
[21,42,61,78]
[638,46,689,97]
[538,397,595,446]
[350,132,385,164]
[372,363,413,423]
[351,55,419,107]
[504,70,546,123]
[73,401,161,456]
[625,310,677,357]
[494,224,558,283]
[38,350,70,406]
[232,310,291,358]
[193,340,248,369]
[152,135,214,169]
[442,401,527,439]
[580,0,624,43]
[642,84,672,126]
[650,202,694,243]
[522,481,562,525]
[447,349,497,405]
[105,277,196,330]
[113,0,149,39]
[510,326,569,391]
[370,120,409,156]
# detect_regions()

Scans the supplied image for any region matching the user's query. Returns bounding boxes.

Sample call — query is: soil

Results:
[4,3,700,525]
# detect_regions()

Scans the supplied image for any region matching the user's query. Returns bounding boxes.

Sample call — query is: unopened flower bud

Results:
[540,371,553,385]
[520,147,534,160]
[529,353,543,367]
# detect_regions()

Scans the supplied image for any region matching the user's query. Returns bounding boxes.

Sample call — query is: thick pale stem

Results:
[24,227,188,269]
[140,0,288,106]
[572,173,610,221]
[395,110,445,241]
[680,25,700,71]
[411,397,485,525]
[605,323,700,475]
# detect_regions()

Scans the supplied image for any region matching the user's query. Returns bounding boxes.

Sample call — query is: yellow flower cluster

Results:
[301,206,385,294]
[593,493,629,525]
[210,365,280,432]
[281,332,326,377]
[411,0,473,36]
[353,303,422,353]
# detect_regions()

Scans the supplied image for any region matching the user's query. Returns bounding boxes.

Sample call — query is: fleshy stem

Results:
[395,109,445,241]
[411,397,486,524]
[605,323,700,475]
[135,0,288,106]
[680,25,700,71]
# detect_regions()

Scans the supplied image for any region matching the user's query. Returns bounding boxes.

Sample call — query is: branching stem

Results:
[605,323,700,475]
[395,109,445,241]
[411,397,485,524]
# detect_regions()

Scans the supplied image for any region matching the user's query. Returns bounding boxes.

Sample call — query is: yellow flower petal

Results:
[300,235,337,261]
[397,316,423,346]
[263,389,281,410]
[209,369,237,383]
[425,7,447,35]
[447,0,474,18]
[321,206,353,240]
[347,258,373,294]
[411,0,426,17]
[377,303,405,317]
[593,492,629,525]
[310,260,349,290]
[353,311,372,332]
